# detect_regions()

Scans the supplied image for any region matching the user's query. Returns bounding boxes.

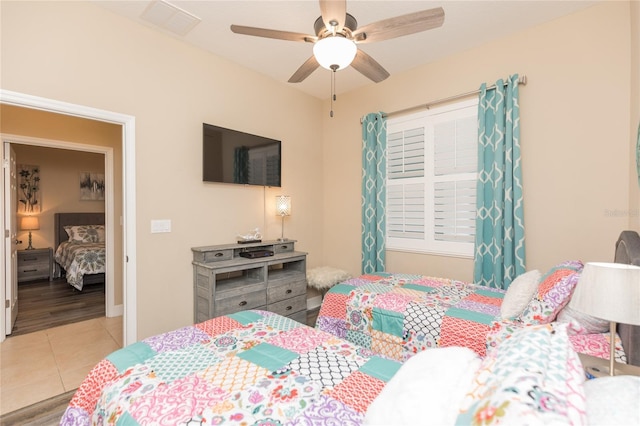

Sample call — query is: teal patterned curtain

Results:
[474,75,525,289]
[362,112,387,274]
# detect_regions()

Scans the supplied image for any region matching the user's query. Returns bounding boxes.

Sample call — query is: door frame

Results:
[0,89,137,345]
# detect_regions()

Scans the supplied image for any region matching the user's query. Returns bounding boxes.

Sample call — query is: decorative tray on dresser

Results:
[192,240,307,324]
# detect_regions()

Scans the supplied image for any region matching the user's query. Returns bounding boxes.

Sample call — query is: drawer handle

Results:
[239,301,247,307]
[24,269,38,272]
[281,245,288,250]
[215,252,224,257]
[286,306,292,311]
[286,289,292,294]
[23,257,38,261]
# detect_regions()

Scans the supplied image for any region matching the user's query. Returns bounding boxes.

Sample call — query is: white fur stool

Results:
[307,266,351,297]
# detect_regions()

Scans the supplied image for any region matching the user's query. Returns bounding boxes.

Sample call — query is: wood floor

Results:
[10,277,105,337]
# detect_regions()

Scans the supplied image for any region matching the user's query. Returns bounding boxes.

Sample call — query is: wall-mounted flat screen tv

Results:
[203,123,281,187]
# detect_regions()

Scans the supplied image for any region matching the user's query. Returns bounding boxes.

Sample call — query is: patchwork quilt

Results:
[316,273,505,361]
[54,241,106,290]
[60,310,402,425]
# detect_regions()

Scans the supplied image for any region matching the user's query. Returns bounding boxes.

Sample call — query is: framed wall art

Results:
[18,164,41,213]
[80,171,105,201]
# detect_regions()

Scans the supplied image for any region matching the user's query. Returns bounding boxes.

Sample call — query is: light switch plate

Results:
[151,219,171,233]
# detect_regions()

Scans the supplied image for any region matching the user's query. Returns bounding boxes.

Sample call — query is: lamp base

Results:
[277,237,289,242]
[26,231,35,250]
[585,365,615,378]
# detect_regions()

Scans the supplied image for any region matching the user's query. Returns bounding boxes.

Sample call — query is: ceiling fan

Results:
[230,0,445,84]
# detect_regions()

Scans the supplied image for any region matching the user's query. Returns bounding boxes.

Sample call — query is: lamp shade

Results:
[568,262,640,326]
[313,36,357,70]
[20,216,40,231]
[276,195,291,216]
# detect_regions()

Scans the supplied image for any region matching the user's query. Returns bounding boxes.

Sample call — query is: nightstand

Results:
[17,247,53,283]
[578,352,640,378]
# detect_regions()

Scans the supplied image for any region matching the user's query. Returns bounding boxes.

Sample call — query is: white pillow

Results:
[584,376,640,425]
[500,269,541,319]
[364,347,481,426]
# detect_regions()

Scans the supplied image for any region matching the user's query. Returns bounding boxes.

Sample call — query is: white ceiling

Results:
[94,0,599,100]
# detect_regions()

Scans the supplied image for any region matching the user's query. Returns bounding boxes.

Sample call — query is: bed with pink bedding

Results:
[316,256,632,365]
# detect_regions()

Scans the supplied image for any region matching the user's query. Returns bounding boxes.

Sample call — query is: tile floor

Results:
[0,315,122,415]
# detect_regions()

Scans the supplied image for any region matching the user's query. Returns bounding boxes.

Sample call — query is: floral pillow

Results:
[64,225,105,243]
[518,260,583,325]
[457,323,587,425]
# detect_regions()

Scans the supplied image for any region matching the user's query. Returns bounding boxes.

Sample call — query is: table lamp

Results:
[276,195,291,242]
[20,215,40,250]
[568,262,640,376]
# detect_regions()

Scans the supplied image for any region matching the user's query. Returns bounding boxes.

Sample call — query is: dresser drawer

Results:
[195,249,233,263]
[18,267,50,281]
[214,289,266,317]
[273,243,295,253]
[267,294,306,317]
[267,278,306,304]
[18,251,50,265]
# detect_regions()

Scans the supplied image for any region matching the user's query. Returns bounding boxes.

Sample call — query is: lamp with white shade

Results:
[20,215,40,250]
[276,195,291,242]
[568,262,640,376]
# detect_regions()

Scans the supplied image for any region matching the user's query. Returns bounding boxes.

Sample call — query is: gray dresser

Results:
[192,240,307,324]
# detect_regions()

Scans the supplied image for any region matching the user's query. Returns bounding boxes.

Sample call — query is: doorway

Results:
[7,143,109,335]
[0,89,137,345]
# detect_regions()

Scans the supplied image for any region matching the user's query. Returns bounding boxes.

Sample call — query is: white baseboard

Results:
[307,296,322,310]
[108,304,124,317]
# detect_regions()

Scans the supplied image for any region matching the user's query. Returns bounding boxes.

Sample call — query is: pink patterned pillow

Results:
[518,260,583,325]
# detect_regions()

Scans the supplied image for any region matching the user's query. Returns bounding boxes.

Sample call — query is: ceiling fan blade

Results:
[353,7,445,43]
[231,24,315,43]
[319,0,347,33]
[351,49,390,83]
[288,56,320,83]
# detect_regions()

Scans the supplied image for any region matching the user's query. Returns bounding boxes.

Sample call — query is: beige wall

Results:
[322,1,634,281]
[1,1,323,339]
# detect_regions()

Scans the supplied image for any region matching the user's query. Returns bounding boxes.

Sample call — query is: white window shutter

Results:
[388,128,425,179]
[433,179,476,243]
[387,182,425,239]
[386,99,478,257]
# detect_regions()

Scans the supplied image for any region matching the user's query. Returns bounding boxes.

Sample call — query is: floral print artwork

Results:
[18,164,41,213]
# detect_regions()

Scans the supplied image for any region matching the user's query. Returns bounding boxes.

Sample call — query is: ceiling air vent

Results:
[141,0,201,36]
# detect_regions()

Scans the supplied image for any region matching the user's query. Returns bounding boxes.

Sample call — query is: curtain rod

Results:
[361,75,527,123]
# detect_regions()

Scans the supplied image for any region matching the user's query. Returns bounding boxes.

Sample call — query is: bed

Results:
[54,212,106,291]
[60,232,640,425]
[61,310,601,425]
[316,231,640,365]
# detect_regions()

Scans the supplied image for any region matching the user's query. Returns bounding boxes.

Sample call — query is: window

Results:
[386,99,478,257]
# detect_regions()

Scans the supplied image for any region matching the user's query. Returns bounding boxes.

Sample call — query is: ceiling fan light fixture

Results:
[313,36,357,71]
